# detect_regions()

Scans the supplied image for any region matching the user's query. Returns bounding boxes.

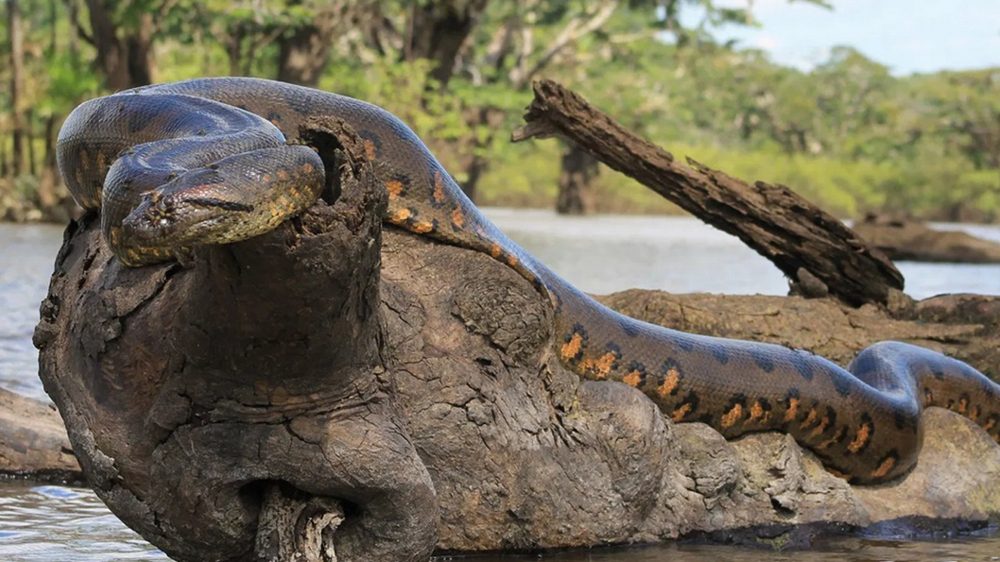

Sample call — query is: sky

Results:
[685,0,1000,75]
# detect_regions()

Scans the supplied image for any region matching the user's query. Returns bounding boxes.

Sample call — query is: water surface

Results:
[2,214,1000,561]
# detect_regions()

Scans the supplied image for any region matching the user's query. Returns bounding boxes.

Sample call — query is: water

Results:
[2,214,1000,561]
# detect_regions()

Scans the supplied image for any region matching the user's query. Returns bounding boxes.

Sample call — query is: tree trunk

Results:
[556,142,598,215]
[8,0,25,177]
[275,2,343,87]
[405,0,490,88]
[514,79,903,307]
[26,108,36,176]
[84,0,153,90]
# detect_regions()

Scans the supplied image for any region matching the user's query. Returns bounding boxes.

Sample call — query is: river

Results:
[1,213,999,561]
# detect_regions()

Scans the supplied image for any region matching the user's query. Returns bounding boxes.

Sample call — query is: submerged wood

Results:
[853,213,1000,263]
[512,79,903,308]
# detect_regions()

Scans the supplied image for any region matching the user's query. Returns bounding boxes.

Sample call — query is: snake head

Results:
[120,168,254,248]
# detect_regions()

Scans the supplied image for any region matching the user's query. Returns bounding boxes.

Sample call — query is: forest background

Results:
[1,0,998,223]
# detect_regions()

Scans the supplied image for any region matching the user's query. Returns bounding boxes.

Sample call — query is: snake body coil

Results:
[58,78,1000,484]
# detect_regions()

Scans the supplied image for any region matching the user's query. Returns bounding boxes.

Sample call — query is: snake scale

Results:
[57,77,1000,484]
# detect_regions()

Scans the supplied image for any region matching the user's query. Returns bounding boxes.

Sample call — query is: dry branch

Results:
[513,79,904,307]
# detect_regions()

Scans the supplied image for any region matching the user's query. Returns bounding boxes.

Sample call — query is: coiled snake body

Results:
[58,78,1000,484]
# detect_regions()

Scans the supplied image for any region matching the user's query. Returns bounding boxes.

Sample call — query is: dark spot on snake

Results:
[235,103,250,111]
[758,397,773,414]
[624,361,648,386]
[828,365,853,398]
[789,351,815,381]
[267,111,282,124]
[892,407,914,431]
[824,406,837,432]
[697,412,714,424]
[359,130,383,159]
[725,393,748,412]
[749,347,775,373]
[784,388,801,404]
[196,129,207,136]
[658,358,684,395]
[617,316,641,337]
[603,342,623,371]
[680,390,700,415]
[675,336,695,353]
[709,345,729,364]
[932,369,945,380]
[185,197,254,213]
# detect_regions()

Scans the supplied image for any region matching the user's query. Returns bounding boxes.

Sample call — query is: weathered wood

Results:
[512,79,904,307]
[853,213,1000,263]
[35,118,438,562]
[0,387,81,482]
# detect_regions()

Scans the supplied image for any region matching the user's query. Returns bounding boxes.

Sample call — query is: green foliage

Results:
[3,0,999,223]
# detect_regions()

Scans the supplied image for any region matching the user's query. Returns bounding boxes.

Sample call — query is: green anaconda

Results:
[57,77,1000,484]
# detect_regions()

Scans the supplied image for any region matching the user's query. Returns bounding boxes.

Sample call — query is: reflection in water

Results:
[2,216,1000,561]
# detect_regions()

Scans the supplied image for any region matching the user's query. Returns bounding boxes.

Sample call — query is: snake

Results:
[57,77,1000,485]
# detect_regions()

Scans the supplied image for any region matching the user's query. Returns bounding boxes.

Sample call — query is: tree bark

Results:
[514,79,903,307]
[556,142,598,215]
[8,0,25,177]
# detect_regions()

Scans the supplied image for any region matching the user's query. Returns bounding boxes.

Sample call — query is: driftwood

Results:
[853,213,1000,263]
[512,79,903,307]
[27,92,1000,561]
[0,387,81,482]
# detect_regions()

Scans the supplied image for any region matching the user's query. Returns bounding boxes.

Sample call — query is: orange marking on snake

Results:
[671,403,692,422]
[984,417,996,432]
[432,171,446,205]
[826,467,849,479]
[412,221,434,234]
[277,170,288,180]
[848,423,871,453]
[363,139,377,161]
[817,426,847,450]
[622,370,643,387]
[809,415,830,438]
[720,404,743,428]
[656,368,682,399]
[490,244,503,259]
[870,456,896,480]
[784,398,800,423]
[302,163,314,173]
[390,208,413,223]
[748,400,771,423]
[386,179,406,200]
[801,407,819,430]
[560,333,584,362]
[582,352,618,380]
[451,206,465,229]
[924,388,934,406]
[958,397,968,414]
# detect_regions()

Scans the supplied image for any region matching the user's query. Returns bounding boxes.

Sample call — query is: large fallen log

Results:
[512,79,903,307]
[31,113,1000,562]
